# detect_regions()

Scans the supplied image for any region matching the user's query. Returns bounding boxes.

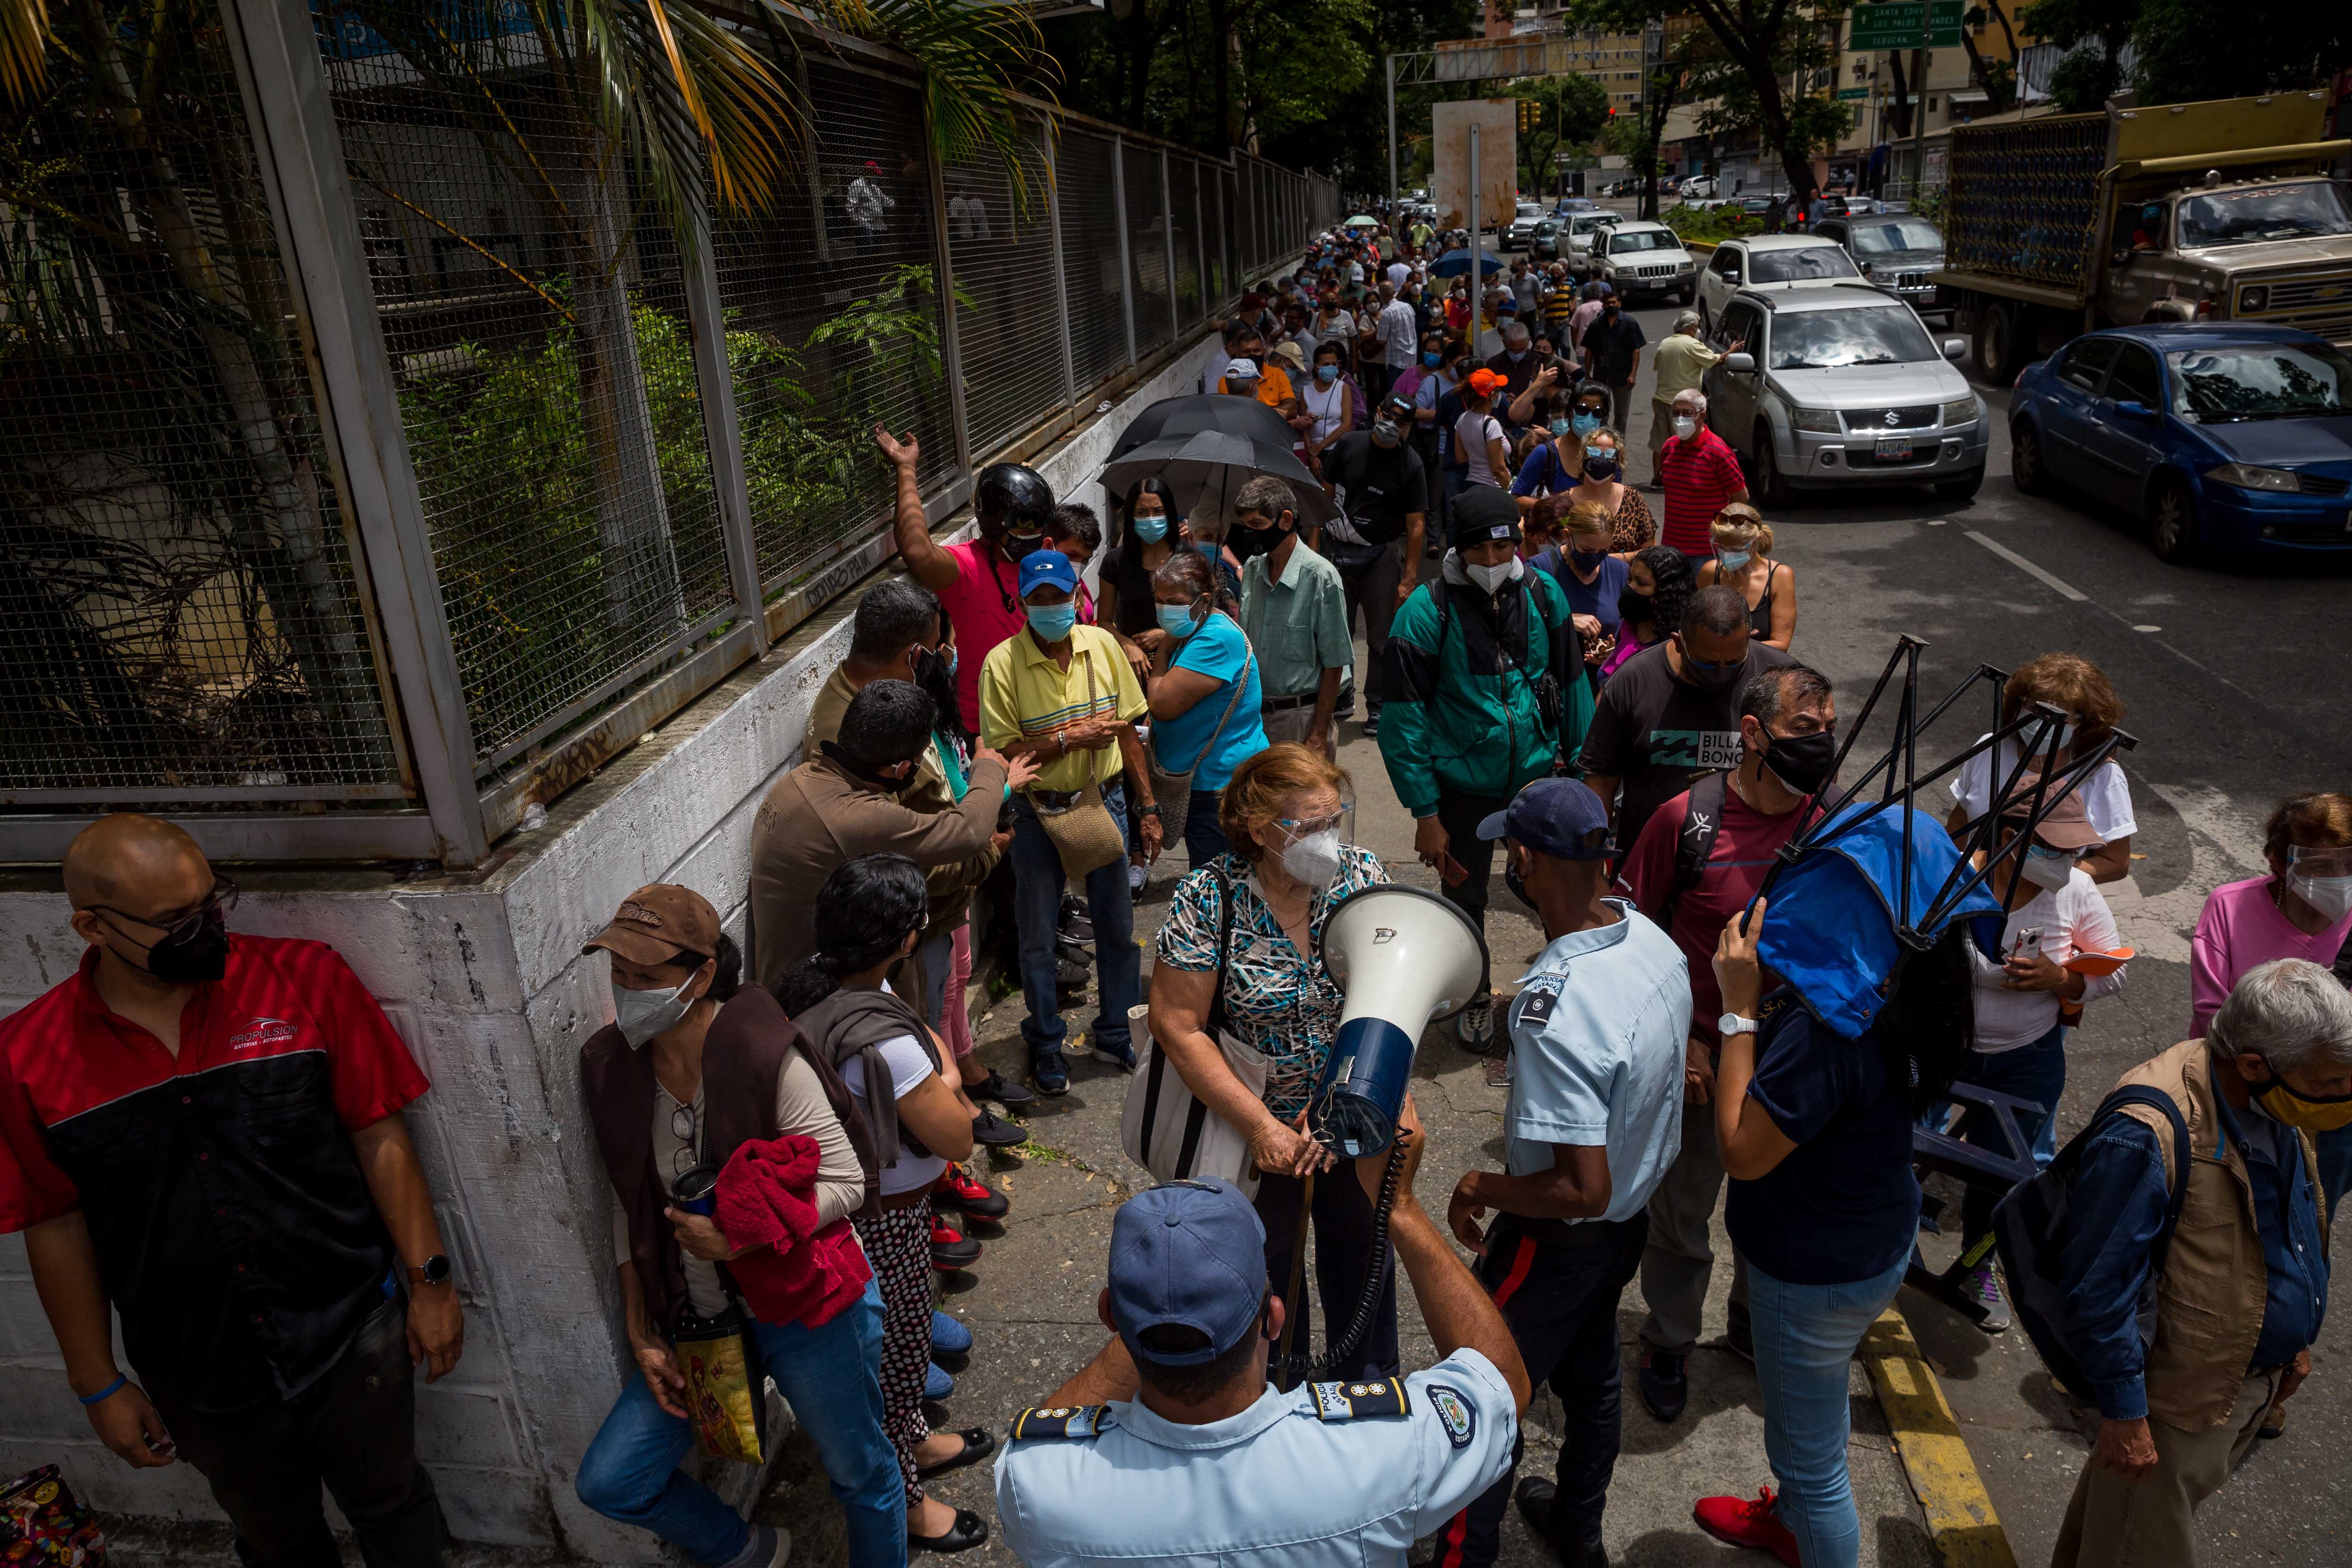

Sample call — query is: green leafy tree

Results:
[2128,0,2349,105]
[2025,0,2137,109]
[1510,74,1613,199]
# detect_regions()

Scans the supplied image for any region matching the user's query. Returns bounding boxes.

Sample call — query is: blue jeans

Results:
[1956,1023,2068,1241]
[1748,1256,1908,1568]
[1182,787,1232,866]
[576,1281,904,1568]
[1009,781,1141,1062]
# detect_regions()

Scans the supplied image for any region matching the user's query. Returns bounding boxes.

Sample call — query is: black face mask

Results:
[112,905,230,985]
[819,740,916,794]
[1001,529,1045,563]
[1505,854,1538,913]
[1761,727,1839,796]
[1618,589,1655,626]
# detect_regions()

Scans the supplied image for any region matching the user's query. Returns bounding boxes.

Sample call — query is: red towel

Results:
[715,1135,873,1329]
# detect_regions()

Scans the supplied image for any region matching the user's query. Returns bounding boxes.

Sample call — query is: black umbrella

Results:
[1105,390,1301,467]
[1096,428,1338,531]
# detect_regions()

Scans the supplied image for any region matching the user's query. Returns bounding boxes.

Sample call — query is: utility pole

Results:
[1386,54,1399,206]
[1911,46,1929,199]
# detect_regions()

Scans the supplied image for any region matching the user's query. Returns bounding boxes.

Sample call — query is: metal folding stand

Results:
[1907,1084,2042,1330]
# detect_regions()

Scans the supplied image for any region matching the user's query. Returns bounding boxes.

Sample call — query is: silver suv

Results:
[1700,285,1988,503]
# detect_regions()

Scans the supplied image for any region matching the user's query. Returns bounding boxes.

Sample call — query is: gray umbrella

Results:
[1094,428,1338,532]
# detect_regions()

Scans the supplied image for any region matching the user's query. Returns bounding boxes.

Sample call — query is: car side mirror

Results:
[2114,399,2159,421]
[1722,266,1741,282]
[1942,337,1966,361]
[1723,352,1756,373]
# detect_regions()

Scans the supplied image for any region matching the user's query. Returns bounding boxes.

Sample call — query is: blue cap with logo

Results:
[1476,778,1611,860]
[1106,1179,1268,1365]
[1017,549,1079,600]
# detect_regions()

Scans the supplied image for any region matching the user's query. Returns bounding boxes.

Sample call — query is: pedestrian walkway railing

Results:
[0,0,1341,866]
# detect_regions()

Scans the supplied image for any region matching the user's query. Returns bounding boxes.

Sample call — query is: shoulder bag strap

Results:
[1173,870,1241,1178]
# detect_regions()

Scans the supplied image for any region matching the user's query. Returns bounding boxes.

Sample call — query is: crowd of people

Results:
[0,210,2346,1568]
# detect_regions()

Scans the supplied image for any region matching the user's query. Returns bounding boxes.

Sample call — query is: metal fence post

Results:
[926,125,974,478]
[219,0,491,865]
[679,203,770,656]
[1112,133,1137,368]
[1159,148,1179,332]
[1191,159,1208,312]
[1044,121,1077,409]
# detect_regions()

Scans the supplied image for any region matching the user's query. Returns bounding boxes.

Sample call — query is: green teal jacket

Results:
[1375,559,1591,817]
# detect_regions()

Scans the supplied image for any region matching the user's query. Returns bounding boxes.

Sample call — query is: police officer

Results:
[993,1108,1532,1568]
[1440,780,1691,1568]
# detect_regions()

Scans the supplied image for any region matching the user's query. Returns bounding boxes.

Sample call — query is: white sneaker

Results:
[1128,860,1149,894]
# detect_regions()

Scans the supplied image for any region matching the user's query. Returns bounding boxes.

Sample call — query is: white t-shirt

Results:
[1966,868,2127,1052]
[839,1033,948,1196]
[1386,260,1412,291]
[1303,378,1350,445]
[1455,411,1507,486]
[1949,738,2137,842]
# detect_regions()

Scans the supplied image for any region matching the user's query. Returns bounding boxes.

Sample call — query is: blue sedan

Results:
[2007,324,2352,563]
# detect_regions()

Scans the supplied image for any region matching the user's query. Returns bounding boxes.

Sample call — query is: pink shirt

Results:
[2188,875,2352,1037]
[933,538,1031,732]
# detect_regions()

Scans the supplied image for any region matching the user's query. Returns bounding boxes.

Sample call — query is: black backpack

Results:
[1659,770,1730,928]
[1991,1085,2192,1406]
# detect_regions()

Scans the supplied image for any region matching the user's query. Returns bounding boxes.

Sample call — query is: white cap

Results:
[1224,357,1260,380]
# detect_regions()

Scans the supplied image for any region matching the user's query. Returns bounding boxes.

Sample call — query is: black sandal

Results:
[914,1426,996,1479]
[908,1506,990,1553]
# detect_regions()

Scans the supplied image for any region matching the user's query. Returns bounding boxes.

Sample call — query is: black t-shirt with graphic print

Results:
[1577,638,1794,854]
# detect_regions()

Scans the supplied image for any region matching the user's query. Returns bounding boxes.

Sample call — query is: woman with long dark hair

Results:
[776,856,992,1554]
[1693,868,1977,1568]
[1597,545,1694,682]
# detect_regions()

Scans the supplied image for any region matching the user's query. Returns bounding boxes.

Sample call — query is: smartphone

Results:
[2010,925,2045,959]
[1438,849,1470,887]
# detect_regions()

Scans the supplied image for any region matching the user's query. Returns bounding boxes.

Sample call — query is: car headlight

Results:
[2207,462,2300,493]
[2238,285,2270,313]
[1789,405,1841,433]
[1940,396,1978,427]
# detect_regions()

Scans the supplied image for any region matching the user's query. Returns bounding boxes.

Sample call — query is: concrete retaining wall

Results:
[0,327,1229,1564]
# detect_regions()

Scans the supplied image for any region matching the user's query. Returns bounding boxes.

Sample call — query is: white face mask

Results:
[1279,828,1344,890]
[1467,557,1520,595]
[612,974,699,1048]
[1672,415,1699,439]
[2018,844,2074,891]
[2289,872,2352,923]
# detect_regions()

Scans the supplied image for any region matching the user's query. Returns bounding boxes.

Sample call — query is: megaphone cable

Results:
[1269,1132,1408,1390]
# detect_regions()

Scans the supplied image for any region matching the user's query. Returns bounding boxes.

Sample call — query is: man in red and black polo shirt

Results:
[1656,387,1749,558]
[0,814,460,1566]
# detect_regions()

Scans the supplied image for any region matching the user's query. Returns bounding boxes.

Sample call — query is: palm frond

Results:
[1,0,48,105]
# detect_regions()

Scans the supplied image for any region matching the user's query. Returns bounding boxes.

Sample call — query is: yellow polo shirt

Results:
[978,623,1147,795]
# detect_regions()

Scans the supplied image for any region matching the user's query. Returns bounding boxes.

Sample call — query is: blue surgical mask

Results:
[1549,419,1573,437]
[1316,364,1339,383]
[1572,412,1601,436]
[1025,602,1077,642]
[1422,350,1442,367]
[1156,603,1203,639]
[1131,511,1168,543]
[1717,547,1753,571]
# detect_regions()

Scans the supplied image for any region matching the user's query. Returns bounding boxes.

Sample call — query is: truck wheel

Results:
[2010,421,2049,496]
[1974,303,2025,387]
[1678,283,1697,307]
[1752,421,1793,508]
[2148,473,2202,565]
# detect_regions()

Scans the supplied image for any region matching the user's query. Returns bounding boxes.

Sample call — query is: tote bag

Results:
[1121,872,1266,1196]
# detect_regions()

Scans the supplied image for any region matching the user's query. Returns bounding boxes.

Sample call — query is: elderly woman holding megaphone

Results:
[1145,742,1400,1380]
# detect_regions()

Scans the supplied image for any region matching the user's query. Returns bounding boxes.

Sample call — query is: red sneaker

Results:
[930,1212,982,1272]
[933,1164,1010,1218]
[1692,1489,1800,1567]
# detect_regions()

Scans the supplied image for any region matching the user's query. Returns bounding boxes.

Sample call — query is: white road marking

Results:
[2099,781,2268,966]
[1963,530,2088,601]
[2132,624,2162,633]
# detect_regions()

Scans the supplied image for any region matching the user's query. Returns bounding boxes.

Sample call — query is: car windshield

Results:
[1768,305,1939,369]
[1610,229,1679,253]
[1850,218,1944,255]
[2175,183,2352,248]
[1749,246,1861,283]
[2167,343,2352,421]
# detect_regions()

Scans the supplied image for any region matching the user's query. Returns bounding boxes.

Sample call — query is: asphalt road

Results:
[763,267,2350,1567]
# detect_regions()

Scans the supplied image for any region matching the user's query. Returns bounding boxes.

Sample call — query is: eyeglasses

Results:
[88,876,239,943]
[1273,806,1351,838]
[671,1101,700,1180]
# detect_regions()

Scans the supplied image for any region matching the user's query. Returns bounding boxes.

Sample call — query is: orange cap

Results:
[1466,367,1502,398]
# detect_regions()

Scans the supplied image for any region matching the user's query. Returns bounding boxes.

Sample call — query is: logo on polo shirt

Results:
[228,1017,300,1052]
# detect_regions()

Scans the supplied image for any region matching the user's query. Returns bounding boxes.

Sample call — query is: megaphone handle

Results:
[1274,1170,1316,1393]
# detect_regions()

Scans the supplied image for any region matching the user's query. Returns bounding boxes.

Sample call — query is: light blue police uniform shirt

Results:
[994,1347,1518,1568]
[1502,899,1691,1225]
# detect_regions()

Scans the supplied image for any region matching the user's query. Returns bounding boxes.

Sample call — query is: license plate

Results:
[1875,436,1913,461]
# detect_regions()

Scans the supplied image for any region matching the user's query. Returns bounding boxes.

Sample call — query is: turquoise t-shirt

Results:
[1150,613,1267,791]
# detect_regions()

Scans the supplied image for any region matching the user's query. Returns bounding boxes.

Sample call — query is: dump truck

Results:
[1932,92,2352,383]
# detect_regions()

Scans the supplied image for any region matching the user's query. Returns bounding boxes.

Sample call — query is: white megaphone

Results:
[1309,884,1490,1157]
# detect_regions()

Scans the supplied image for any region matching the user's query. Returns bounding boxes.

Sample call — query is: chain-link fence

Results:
[1,0,1340,861]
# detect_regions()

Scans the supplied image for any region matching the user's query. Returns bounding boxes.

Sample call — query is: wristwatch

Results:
[1717,1012,1760,1038]
[407,1255,453,1288]
[1136,804,1162,819]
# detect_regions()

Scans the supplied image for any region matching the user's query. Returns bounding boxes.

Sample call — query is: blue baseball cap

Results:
[1477,778,1611,860]
[1017,549,1079,599]
[1106,1180,1268,1365]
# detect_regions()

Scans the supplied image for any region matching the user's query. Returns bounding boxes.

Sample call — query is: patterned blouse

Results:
[1153,846,1391,1118]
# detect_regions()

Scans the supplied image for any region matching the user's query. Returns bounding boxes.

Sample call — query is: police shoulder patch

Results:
[1307,1376,1411,1420]
[1425,1384,1477,1449]
[1009,1404,1117,1441]
[1514,984,1559,1027]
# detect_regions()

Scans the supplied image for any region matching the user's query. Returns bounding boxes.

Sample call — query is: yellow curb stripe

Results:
[1860,1307,2018,1568]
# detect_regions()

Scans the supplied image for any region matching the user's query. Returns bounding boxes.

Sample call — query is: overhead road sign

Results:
[1848,0,1963,50]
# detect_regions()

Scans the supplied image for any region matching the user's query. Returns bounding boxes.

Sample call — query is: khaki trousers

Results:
[2051,1369,2280,1568]
[1637,1095,1749,1356]
[1647,398,1677,487]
